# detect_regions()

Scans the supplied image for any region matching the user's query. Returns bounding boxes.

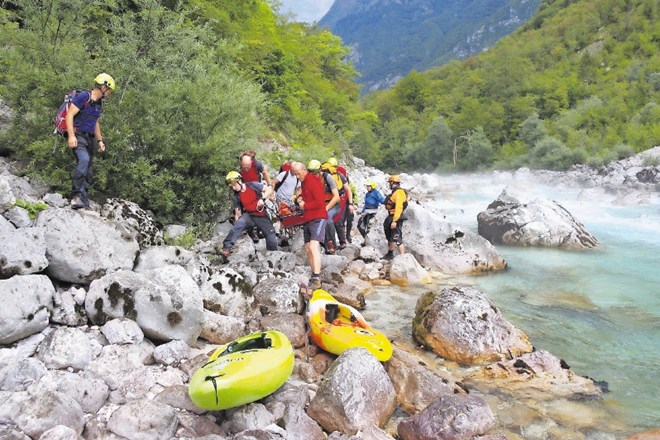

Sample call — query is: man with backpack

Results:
[65,73,115,209]
[237,151,271,242]
[220,171,277,257]
[290,161,327,290]
[382,175,408,260]
[326,157,355,247]
[309,159,340,254]
[270,160,301,215]
[239,151,271,185]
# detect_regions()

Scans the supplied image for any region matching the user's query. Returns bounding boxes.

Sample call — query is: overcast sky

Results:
[277,0,335,23]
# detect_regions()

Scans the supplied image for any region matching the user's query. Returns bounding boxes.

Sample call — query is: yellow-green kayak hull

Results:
[188,330,294,411]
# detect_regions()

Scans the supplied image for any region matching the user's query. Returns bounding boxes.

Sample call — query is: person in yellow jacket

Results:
[382,175,408,260]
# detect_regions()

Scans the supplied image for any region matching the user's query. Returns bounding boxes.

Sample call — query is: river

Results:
[364,170,659,438]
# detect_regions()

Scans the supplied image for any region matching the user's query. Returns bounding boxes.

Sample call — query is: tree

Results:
[414,116,454,170]
[0,0,264,222]
[394,71,430,113]
[519,113,547,148]
[457,127,494,170]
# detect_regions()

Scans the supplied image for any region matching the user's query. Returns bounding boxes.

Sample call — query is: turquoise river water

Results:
[364,171,659,438]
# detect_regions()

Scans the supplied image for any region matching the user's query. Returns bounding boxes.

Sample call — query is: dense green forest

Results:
[0,0,361,222]
[354,0,659,172]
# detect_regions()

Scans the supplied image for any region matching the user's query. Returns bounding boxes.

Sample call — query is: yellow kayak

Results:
[188,330,294,411]
[307,289,392,362]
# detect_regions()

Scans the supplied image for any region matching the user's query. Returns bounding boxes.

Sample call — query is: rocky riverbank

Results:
[0,149,658,439]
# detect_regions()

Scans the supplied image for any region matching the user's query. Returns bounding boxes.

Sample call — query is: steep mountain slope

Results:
[354,0,659,172]
[320,0,541,91]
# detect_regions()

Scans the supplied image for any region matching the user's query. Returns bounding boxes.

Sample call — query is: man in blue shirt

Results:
[65,73,116,209]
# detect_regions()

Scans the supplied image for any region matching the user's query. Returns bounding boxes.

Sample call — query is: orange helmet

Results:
[387,175,401,183]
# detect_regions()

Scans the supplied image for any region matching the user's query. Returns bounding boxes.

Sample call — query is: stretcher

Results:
[278,195,347,230]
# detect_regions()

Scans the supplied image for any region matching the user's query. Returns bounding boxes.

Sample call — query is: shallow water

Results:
[366,171,659,437]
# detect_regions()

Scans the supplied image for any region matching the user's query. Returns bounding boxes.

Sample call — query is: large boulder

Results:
[386,346,466,414]
[36,327,94,371]
[200,268,260,322]
[477,188,598,248]
[50,370,109,414]
[307,348,397,435]
[134,245,194,273]
[364,203,506,274]
[267,383,325,440]
[0,274,55,344]
[85,268,204,344]
[35,208,139,283]
[253,277,304,315]
[397,394,496,440]
[0,227,48,278]
[107,399,178,440]
[389,253,432,286]
[13,390,85,439]
[101,198,163,249]
[412,287,533,365]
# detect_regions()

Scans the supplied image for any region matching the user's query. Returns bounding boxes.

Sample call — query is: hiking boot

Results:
[309,277,322,290]
[248,229,260,243]
[326,240,336,255]
[381,251,395,261]
[70,196,84,210]
[339,243,347,250]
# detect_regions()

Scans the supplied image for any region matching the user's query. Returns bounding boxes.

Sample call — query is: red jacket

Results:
[240,160,265,182]
[301,173,328,222]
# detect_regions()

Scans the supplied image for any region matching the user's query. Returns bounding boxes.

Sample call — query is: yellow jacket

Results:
[385,188,408,222]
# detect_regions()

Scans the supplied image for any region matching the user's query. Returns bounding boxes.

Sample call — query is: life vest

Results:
[336,165,348,181]
[321,163,345,200]
[384,188,408,215]
[237,184,265,216]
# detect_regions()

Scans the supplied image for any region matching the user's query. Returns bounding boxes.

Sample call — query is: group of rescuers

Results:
[222,154,408,290]
[62,74,407,291]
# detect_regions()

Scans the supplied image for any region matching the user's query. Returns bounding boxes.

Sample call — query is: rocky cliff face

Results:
[320,0,541,91]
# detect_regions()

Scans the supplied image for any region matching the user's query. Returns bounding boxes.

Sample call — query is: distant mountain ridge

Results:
[320,0,542,92]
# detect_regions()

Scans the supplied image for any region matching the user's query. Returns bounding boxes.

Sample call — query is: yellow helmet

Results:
[225,171,241,185]
[366,181,377,190]
[327,157,338,167]
[94,73,116,90]
[308,159,321,172]
[387,175,401,183]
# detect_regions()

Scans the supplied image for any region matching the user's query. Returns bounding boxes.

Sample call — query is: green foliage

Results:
[14,199,48,219]
[457,127,494,171]
[0,0,360,223]
[408,116,453,171]
[359,0,659,172]
[163,228,198,249]
[519,113,547,148]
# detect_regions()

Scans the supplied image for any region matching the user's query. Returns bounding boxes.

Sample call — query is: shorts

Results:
[304,218,326,244]
[384,214,405,245]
